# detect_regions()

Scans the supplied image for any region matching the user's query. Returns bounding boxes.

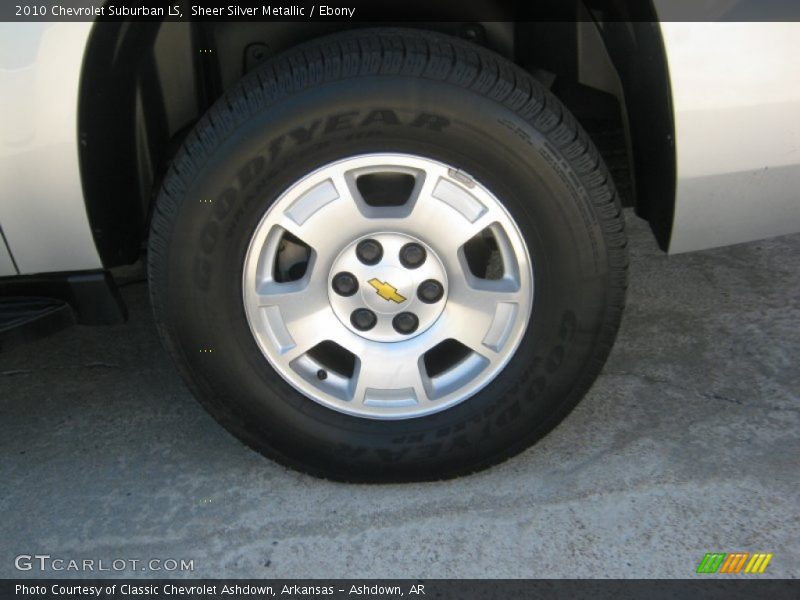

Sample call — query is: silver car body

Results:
[0,21,799,275]
[0,22,99,276]
[660,22,800,253]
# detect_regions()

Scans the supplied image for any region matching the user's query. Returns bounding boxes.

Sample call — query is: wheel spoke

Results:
[352,346,429,406]
[280,305,351,364]
[255,279,315,309]
[276,173,367,258]
[406,174,496,257]
[443,284,524,358]
[255,280,349,362]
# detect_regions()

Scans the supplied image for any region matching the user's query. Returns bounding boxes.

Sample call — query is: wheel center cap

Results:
[328,232,448,342]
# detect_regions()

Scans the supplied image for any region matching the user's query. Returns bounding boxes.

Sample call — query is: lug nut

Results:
[417,279,444,304]
[392,312,419,335]
[356,239,383,265]
[332,271,358,296]
[350,308,377,331]
[399,243,427,269]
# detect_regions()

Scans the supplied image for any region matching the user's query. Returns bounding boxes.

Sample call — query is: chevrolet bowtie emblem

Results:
[367,278,406,303]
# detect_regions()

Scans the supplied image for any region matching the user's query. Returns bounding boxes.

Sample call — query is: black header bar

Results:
[2,0,800,22]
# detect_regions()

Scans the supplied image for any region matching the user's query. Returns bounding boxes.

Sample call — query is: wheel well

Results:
[78,4,674,267]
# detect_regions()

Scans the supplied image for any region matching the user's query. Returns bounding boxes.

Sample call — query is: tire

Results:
[148,28,627,482]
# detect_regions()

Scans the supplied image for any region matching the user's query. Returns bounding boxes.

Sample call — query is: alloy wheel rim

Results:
[242,153,534,420]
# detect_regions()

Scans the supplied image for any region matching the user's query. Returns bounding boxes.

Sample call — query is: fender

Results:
[0,22,101,274]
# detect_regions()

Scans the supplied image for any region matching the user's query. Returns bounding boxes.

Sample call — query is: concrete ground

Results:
[1,211,798,579]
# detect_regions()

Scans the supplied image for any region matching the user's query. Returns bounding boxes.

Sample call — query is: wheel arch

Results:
[77,5,675,267]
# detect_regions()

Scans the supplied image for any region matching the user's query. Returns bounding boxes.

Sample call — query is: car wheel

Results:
[148,28,627,481]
